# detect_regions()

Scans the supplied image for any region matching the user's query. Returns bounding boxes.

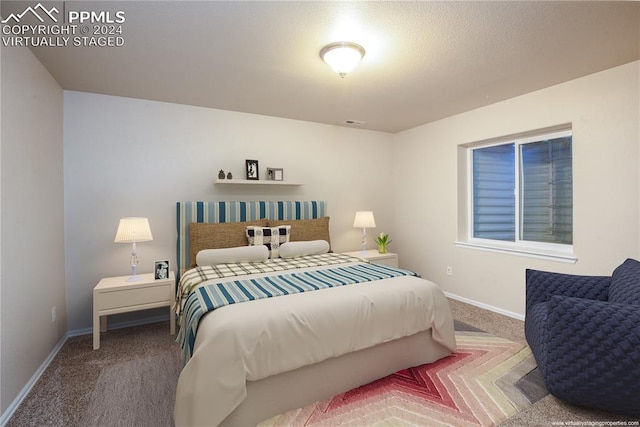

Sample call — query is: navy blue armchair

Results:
[525,258,640,417]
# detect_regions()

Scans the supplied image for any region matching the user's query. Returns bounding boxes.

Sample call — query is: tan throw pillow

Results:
[267,217,331,249]
[189,219,268,267]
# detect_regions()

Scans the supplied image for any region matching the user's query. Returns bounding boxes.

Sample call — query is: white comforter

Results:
[174,262,456,426]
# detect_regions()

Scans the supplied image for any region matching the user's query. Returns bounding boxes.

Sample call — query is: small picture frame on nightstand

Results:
[155,260,169,280]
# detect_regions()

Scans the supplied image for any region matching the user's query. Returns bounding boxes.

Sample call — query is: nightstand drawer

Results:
[342,250,399,268]
[98,284,172,310]
[371,257,398,268]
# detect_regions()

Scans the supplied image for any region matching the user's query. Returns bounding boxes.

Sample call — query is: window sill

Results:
[454,241,577,264]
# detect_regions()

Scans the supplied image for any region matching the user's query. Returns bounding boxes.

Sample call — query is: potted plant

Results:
[374,232,392,254]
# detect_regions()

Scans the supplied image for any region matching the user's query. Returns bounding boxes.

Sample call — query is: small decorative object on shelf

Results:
[227,171,232,179]
[245,159,259,180]
[154,260,169,280]
[218,170,226,179]
[267,167,284,181]
[374,232,392,254]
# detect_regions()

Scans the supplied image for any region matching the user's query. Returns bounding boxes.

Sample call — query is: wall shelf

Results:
[214,179,303,186]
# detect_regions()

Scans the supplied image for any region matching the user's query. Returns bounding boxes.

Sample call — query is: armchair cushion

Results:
[610,258,640,305]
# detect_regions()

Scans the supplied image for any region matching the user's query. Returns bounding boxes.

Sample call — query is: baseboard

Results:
[0,314,172,426]
[67,313,171,337]
[445,292,525,321]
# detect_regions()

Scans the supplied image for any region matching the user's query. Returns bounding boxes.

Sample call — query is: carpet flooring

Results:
[6,298,639,426]
[80,352,181,426]
[5,322,180,427]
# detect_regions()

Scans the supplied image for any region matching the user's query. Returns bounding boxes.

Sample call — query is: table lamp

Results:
[114,217,153,281]
[353,211,376,252]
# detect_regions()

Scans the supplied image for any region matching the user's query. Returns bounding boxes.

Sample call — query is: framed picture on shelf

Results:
[154,260,169,280]
[267,167,284,181]
[245,159,259,180]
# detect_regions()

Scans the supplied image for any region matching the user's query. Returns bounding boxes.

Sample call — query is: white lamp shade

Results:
[114,217,153,243]
[353,211,376,229]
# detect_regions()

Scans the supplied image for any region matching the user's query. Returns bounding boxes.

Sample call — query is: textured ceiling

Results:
[4,1,639,133]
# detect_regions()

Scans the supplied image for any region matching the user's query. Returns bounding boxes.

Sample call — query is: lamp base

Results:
[361,227,368,252]
[127,249,140,282]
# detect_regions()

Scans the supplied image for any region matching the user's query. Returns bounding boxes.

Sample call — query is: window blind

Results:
[472,143,515,241]
[520,137,573,244]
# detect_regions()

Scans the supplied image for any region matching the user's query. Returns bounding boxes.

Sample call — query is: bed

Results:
[173,201,456,427]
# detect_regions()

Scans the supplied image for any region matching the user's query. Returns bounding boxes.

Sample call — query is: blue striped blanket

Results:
[174,253,362,317]
[177,263,419,362]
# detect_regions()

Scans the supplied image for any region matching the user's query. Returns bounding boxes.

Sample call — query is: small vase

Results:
[218,170,225,179]
[378,245,387,254]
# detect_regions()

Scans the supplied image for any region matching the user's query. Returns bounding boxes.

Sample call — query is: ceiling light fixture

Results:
[320,41,365,78]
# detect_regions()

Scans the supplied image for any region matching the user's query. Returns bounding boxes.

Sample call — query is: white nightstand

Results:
[93,271,175,350]
[342,250,399,268]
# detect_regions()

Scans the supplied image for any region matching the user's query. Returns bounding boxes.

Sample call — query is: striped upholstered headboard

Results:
[176,201,327,278]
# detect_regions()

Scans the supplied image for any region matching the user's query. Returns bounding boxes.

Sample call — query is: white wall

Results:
[63,92,395,331]
[393,61,640,317]
[0,46,65,415]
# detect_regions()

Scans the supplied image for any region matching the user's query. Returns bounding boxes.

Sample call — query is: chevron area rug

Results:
[259,331,547,426]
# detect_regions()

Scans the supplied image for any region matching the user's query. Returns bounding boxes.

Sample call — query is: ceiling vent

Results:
[344,120,366,126]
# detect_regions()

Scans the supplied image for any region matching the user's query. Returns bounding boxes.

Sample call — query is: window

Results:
[459,128,574,261]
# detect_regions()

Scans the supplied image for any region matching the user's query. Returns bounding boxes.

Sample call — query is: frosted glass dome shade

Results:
[320,42,365,78]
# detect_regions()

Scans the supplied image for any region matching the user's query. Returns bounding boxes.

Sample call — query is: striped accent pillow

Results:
[246,226,291,258]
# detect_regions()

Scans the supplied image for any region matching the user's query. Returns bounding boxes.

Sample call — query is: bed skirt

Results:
[219,328,451,427]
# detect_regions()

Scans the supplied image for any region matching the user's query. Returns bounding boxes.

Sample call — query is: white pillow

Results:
[196,245,269,266]
[279,240,330,259]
